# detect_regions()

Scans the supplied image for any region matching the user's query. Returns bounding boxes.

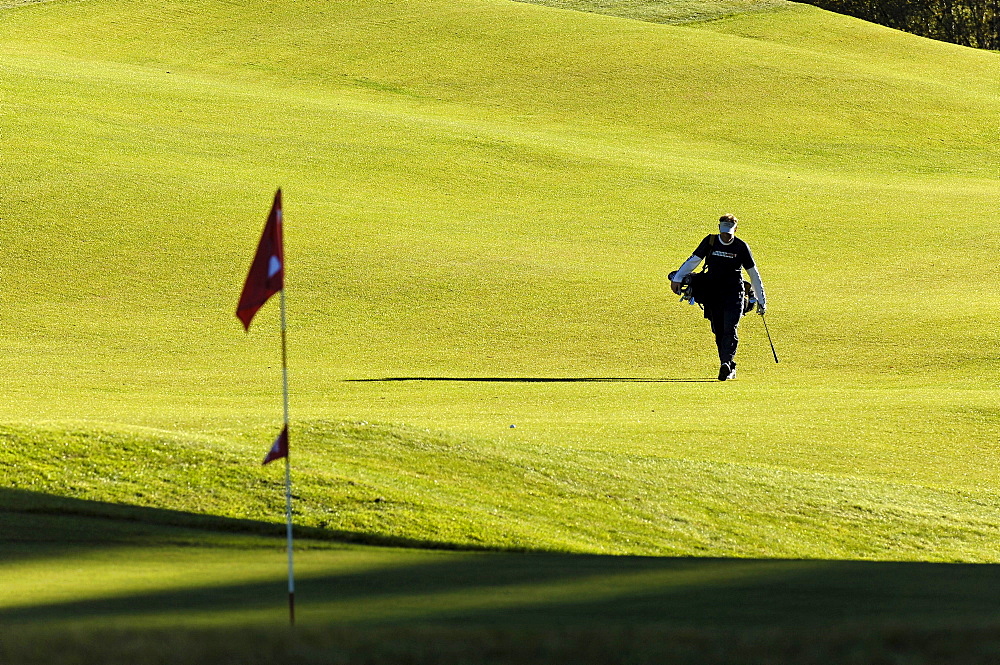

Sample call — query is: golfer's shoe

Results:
[718,362,737,381]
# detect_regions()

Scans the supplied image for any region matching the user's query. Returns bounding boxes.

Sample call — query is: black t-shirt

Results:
[694,235,755,288]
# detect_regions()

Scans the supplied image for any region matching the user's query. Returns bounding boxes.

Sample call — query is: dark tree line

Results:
[801,0,1000,50]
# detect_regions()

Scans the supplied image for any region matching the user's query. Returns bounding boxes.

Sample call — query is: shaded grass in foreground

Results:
[9,548,1000,630]
[5,495,1000,663]
[9,624,1000,665]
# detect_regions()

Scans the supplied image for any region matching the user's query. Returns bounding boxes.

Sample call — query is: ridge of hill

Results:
[513,0,794,24]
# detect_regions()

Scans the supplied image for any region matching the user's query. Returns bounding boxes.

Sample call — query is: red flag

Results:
[263,426,289,465]
[237,189,284,330]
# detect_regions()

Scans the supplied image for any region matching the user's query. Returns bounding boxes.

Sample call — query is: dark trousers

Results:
[705,291,743,366]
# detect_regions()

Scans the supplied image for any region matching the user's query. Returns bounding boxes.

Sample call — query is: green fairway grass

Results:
[1,0,1000,658]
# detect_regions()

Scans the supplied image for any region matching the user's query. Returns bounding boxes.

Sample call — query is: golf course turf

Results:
[1,0,999,661]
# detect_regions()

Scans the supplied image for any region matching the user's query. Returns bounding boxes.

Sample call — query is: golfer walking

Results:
[670,214,766,381]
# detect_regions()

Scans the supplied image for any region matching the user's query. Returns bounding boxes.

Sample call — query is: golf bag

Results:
[670,270,755,315]
[669,270,711,306]
[741,279,756,315]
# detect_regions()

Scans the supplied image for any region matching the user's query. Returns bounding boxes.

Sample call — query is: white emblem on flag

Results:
[268,255,282,278]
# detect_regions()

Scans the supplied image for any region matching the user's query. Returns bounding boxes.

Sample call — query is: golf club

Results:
[761,314,779,363]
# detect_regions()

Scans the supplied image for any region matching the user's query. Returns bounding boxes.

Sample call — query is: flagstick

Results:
[279,287,295,626]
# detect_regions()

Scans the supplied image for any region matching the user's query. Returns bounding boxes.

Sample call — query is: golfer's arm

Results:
[747,265,765,304]
[673,255,702,282]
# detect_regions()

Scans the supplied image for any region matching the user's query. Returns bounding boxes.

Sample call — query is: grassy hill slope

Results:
[1,0,998,563]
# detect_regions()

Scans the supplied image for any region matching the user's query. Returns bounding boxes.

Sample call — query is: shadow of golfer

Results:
[345,377,717,383]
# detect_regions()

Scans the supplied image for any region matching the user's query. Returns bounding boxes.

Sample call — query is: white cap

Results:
[719,220,737,234]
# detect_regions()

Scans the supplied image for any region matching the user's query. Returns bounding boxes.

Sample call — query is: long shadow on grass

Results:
[0,488,510,562]
[5,539,1000,630]
[4,490,1000,631]
[346,377,717,383]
